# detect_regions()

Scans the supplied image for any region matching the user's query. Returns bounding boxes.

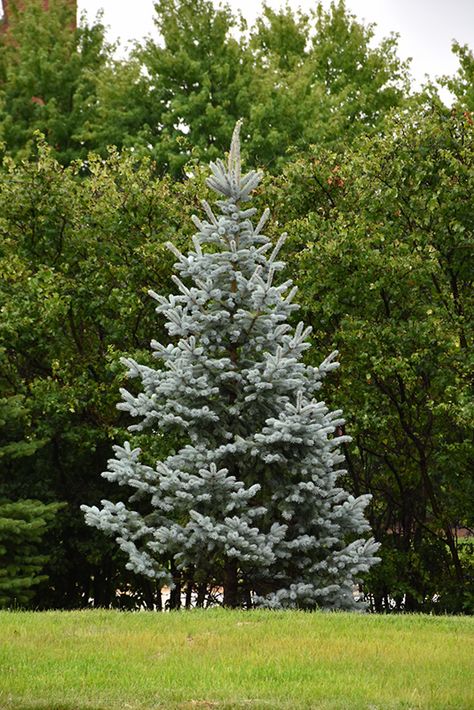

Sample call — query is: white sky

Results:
[77,0,474,90]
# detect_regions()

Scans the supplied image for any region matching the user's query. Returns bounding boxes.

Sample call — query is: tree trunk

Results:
[196,582,207,608]
[156,588,163,611]
[223,559,238,608]
[143,580,155,610]
[169,566,181,610]
[244,587,252,609]
[185,571,194,609]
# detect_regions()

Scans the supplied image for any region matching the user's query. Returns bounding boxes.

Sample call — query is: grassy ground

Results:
[0,609,472,710]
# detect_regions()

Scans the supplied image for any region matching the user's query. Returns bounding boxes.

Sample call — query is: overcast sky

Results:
[78,0,474,90]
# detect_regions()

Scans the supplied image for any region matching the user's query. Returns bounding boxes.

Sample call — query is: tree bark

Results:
[223,559,238,608]
[185,570,194,609]
[196,582,207,608]
[169,566,181,610]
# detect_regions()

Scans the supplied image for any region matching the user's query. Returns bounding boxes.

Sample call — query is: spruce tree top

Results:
[121,122,338,436]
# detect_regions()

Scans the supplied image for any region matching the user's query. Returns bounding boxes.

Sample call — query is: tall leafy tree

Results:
[138,0,250,176]
[81,0,250,177]
[0,139,198,608]
[80,1,409,176]
[82,124,380,609]
[269,99,474,612]
[0,0,110,163]
[247,1,409,170]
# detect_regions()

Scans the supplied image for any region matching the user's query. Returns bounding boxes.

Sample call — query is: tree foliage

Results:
[267,99,473,612]
[0,497,60,607]
[0,139,199,607]
[444,42,474,110]
[0,0,111,163]
[0,394,60,607]
[0,0,472,613]
[82,124,380,610]
[78,0,409,175]
[246,1,408,171]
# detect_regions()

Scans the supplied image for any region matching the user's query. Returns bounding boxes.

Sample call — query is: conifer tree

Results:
[0,498,60,607]
[82,124,380,609]
[0,395,60,608]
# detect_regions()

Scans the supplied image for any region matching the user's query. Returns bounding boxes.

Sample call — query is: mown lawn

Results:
[0,609,472,709]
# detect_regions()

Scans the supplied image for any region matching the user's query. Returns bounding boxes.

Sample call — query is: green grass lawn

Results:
[0,609,472,710]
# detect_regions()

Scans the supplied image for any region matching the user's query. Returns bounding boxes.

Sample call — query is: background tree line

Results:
[0,0,472,612]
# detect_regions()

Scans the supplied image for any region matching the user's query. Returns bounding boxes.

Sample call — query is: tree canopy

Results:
[0,0,472,612]
[0,1,409,173]
[267,99,473,612]
[0,140,199,607]
[0,0,110,164]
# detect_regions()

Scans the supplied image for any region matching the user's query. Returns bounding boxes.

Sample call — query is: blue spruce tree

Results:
[82,123,380,609]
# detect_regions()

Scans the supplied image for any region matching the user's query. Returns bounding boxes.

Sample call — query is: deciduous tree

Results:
[0,139,196,608]
[0,0,110,163]
[268,99,473,612]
